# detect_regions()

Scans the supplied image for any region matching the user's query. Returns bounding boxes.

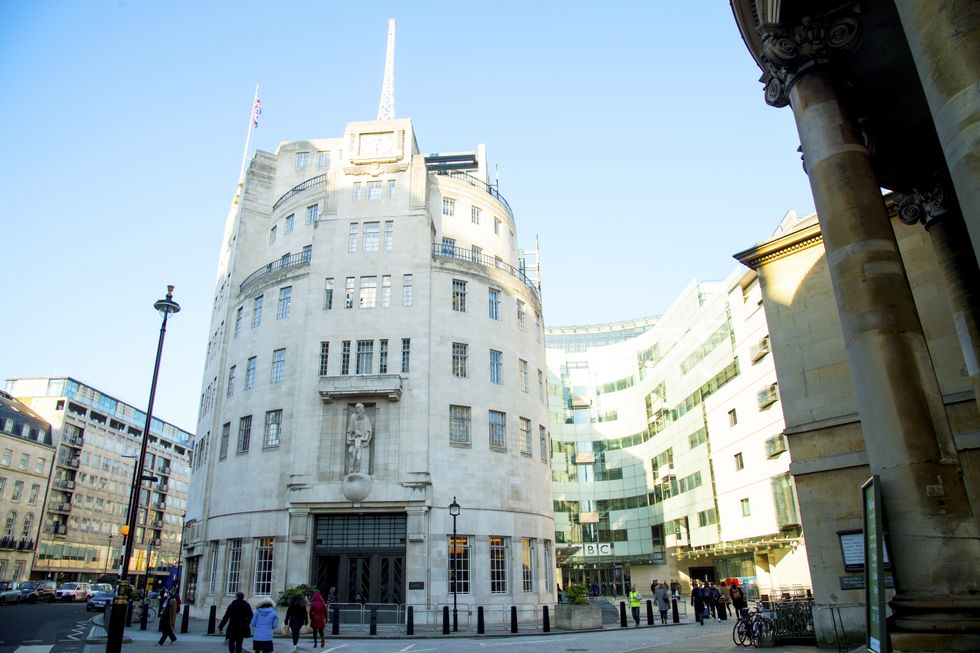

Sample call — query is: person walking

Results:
[285,594,308,651]
[219,591,254,653]
[706,582,720,620]
[730,580,747,617]
[629,584,642,627]
[157,590,179,645]
[251,599,280,653]
[325,587,337,624]
[718,581,731,621]
[654,583,670,625]
[691,581,706,626]
[308,591,327,648]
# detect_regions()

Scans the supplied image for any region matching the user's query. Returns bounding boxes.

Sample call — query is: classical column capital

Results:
[758,7,863,107]
[897,181,951,228]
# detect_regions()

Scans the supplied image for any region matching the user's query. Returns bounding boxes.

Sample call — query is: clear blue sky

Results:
[0,1,815,432]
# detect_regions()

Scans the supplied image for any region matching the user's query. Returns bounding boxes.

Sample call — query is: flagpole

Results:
[237,85,259,187]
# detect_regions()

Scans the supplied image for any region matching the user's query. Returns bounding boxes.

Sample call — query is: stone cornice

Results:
[733,222,823,270]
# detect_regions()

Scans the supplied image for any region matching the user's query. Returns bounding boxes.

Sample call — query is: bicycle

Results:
[733,603,775,647]
[135,602,158,623]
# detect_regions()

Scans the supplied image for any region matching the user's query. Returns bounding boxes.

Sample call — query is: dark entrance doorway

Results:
[313,513,406,604]
[689,565,716,584]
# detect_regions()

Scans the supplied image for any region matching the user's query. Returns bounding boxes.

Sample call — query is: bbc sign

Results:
[583,543,612,556]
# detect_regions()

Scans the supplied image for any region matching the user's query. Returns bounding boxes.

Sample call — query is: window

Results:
[402,275,413,307]
[452,343,468,378]
[356,340,373,374]
[519,359,528,392]
[219,423,230,459]
[364,222,380,251]
[306,204,319,224]
[380,275,391,307]
[1,450,8,466]
[471,206,480,224]
[234,307,244,336]
[3,510,14,536]
[319,342,330,376]
[384,221,394,250]
[341,341,351,375]
[252,296,263,328]
[227,365,236,397]
[237,417,252,453]
[494,217,501,235]
[264,410,282,447]
[441,237,455,256]
[538,370,545,400]
[697,508,718,527]
[20,513,33,538]
[379,339,389,374]
[401,338,411,373]
[271,349,286,383]
[245,357,256,390]
[11,481,23,501]
[0,477,5,498]
[208,542,219,595]
[734,452,744,470]
[276,286,292,320]
[741,498,751,517]
[323,278,334,310]
[490,350,503,384]
[359,276,377,308]
[489,536,508,593]
[452,279,467,312]
[521,538,537,592]
[225,539,242,594]
[34,458,45,474]
[295,151,310,168]
[269,225,277,245]
[519,417,532,454]
[442,197,455,217]
[728,408,738,426]
[535,312,541,342]
[348,223,359,253]
[367,180,382,200]
[345,278,355,309]
[517,301,527,329]
[449,405,471,445]
[253,537,274,595]
[28,483,40,505]
[471,245,482,262]
[18,454,28,470]
[284,214,294,233]
[447,535,469,594]
[489,411,506,449]
[387,179,396,200]
[539,426,548,462]
[544,541,554,592]
[317,151,331,168]
[488,288,501,320]
[352,182,362,201]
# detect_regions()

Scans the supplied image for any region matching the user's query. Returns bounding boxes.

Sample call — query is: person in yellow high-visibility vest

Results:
[629,585,642,627]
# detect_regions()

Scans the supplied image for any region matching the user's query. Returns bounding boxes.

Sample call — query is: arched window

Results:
[21,513,34,539]
[4,510,16,537]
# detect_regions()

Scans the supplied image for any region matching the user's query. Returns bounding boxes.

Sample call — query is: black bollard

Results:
[646,599,654,625]
[442,606,450,634]
[477,606,485,634]
[140,600,148,630]
[331,606,339,635]
[510,606,518,633]
[208,605,217,634]
[407,606,414,636]
[369,608,377,635]
[543,605,550,633]
[180,604,190,634]
[671,596,679,623]
[619,601,628,627]
[126,600,135,626]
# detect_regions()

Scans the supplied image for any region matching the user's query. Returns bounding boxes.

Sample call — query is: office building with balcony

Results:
[5,377,193,586]
[547,268,811,597]
[0,390,54,581]
[184,118,552,616]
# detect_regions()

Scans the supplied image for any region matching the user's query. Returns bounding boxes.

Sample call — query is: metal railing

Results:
[272,174,327,211]
[240,250,312,296]
[432,169,513,216]
[760,597,815,642]
[433,244,539,300]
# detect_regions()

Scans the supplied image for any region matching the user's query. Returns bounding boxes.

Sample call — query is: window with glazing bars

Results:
[452,343,468,378]
[271,349,286,383]
[452,279,467,312]
[225,539,242,595]
[402,275,413,306]
[319,342,330,376]
[252,296,263,327]
[379,339,389,374]
[356,340,373,374]
[519,417,532,454]
[517,300,526,329]
[234,307,243,336]
[208,541,219,594]
[489,411,506,448]
[384,221,393,250]
[253,537,274,595]
[277,286,292,319]
[449,405,471,445]
[367,181,382,200]
[442,197,455,217]
[447,535,469,594]
[364,222,380,250]
[264,410,281,447]
[323,278,334,310]
[519,359,528,392]
[359,276,377,308]
[237,416,252,453]
[219,423,230,459]
[381,276,391,307]
[227,365,236,397]
[348,223,359,252]
[521,538,536,592]
[341,341,351,375]
[245,357,256,390]
[489,536,508,593]
[306,204,319,224]
[345,278,355,309]
[539,426,548,462]
[490,350,503,384]
[401,338,411,373]
[488,288,501,320]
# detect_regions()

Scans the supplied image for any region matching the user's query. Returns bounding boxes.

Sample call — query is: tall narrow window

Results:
[352,182,362,201]
[441,237,456,256]
[521,538,537,592]
[226,365,236,397]
[449,405,471,445]
[447,535,469,594]
[489,536,508,593]
[452,279,467,312]
[252,296,263,328]
[277,286,292,319]
[489,410,506,449]
[348,223,359,253]
[271,349,286,383]
[366,180,382,200]
[345,278,355,309]
[490,350,503,384]
[295,152,310,169]
[741,498,751,516]
[208,542,219,595]
[488,288,501,320]
[234,307,244,336]
[539,426,549,462]
[452,343,468,378]
[319,342,330,376]
[284,214,294,233]
[543,541,553,592]
[236,416,251,453]
[494,217,501,235]
[253,538,274,595]
[471,206,481,224]
[225,539,242,595]
[401,338,411,373]
[442,197,455,217]
[471,245,482,262]
[219,423,230,459]
[535,312,541,342]
[386,179,396,200]
[364,222,380,251]
[384,221,394,250]
[306,204,319,224]
[341,341,351,375]
[379,339,389,374]
[402,275,413,307]
[356,340,373,374]
[317,151,331,168]
[519,417,532,454]
[323,278,334,310]
[538,370,545,400]
[517,300,527,330]
[519,359,528,393]
[381,276,391,307]
[359,276,377,308]
[245,357,256,390]
[264,410,282,447]
[269,225,277,245]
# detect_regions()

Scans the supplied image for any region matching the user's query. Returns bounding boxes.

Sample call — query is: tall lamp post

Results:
[103,535,113,578]
[106,286,180,653]
[449,497,460,632]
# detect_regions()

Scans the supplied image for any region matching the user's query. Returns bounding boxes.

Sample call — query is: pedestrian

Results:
[218,591,254,653]
[730,580,747,617]
[629,584,642,627]
[691,581,706,626]
[718,581,732,621]
[557,584,562,604]
[706,582,720,619]
[670,579,680,598]
[325,587,337,623]
[308,591,327,648]
[251,598,280,653]
[654,583,670,625]
[285,594,308,651]
[157,590,178,645]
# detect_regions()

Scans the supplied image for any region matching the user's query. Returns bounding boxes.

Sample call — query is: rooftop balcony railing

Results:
[272,174,327,212]
[240,250,312,296]
[432,244,539,300]
[431,168,513,216]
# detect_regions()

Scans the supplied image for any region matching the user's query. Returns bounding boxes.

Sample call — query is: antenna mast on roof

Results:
[377,19,396,121]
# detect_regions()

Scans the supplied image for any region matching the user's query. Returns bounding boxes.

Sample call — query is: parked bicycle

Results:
[733,602,776,647]
[135,602,158,623]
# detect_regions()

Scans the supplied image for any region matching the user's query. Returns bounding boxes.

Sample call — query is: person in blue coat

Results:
[251,599,280,653]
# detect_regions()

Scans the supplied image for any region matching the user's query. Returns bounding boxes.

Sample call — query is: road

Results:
[0,602,92,653]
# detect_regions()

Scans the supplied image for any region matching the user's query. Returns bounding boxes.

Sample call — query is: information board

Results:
[863,476,889,653]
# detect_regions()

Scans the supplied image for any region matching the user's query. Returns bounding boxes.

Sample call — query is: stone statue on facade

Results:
[346,402,373,474]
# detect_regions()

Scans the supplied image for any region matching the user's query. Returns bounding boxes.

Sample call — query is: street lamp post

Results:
[106,286,180,653]
[449,497,460,632]
[103,535,113,578]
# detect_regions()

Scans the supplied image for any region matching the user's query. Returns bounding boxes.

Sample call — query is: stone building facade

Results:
[184,119,553,616]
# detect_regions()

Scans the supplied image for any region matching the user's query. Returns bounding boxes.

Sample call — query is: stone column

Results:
[759,10,980,640]
[895,0,980,270]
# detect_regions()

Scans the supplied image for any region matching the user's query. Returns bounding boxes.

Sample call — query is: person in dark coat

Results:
[157,590,179,645]
[285,594,308,651]
[691,582,706,626]
[219,591,254,653]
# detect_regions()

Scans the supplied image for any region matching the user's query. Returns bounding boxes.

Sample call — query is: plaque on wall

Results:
[408,581,424,590]
[838,528,892,572]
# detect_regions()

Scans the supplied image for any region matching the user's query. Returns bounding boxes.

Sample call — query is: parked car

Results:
[86,590,115,612]
[56,582,91,601]
[0,581,23,604]
[91,583,113,593]
[20,581,57,603]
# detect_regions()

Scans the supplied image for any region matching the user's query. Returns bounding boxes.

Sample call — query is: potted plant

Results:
[555,583,602,630]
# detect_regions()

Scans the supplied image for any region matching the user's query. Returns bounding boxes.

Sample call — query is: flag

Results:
[252,95,262,128]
